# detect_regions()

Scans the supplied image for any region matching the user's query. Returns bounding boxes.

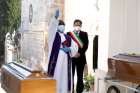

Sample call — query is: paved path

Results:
[0,84,6,93]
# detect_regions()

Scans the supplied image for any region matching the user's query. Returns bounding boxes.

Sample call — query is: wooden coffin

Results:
[108,54,140,84]
[1,62,56,93]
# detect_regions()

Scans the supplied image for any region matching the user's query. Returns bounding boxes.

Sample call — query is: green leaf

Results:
[84,74,94,91]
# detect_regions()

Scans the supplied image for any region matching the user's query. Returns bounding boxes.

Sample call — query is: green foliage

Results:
[84,74,94,91]
[0,0,21,65]
[0,0,21,43]
[7,0,21,32]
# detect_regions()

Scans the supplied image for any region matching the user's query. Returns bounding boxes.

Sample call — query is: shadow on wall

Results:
[0,42,4,68]
[0,55,4,68]
[93,35,98,72]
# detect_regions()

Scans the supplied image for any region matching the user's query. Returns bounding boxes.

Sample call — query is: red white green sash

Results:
[69,31,83,48]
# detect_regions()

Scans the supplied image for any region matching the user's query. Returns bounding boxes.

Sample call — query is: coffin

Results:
[1,62,56,93]
[108,54,140,84]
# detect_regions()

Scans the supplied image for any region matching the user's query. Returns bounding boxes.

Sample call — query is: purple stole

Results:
[47,32,72,91]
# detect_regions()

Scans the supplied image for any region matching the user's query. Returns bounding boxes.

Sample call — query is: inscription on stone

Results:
[21,31,47,70]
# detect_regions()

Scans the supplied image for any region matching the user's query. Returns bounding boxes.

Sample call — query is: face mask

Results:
[74,26,81,31]
[58,25,65,33]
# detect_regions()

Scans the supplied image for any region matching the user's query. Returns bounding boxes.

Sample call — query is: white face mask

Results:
[57,25,65,33]
[74,26,81,31]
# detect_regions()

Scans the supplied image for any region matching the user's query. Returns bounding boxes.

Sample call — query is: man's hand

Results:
[55,9,60,19]
[74,52,80,58]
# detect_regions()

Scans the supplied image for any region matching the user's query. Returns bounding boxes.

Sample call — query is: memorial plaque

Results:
[21,31,48,71]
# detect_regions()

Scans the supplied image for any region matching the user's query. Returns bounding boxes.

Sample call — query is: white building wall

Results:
[109,0,125,57]
[137,0,140,53]
[109,0,140,57]
[97,0,110,71]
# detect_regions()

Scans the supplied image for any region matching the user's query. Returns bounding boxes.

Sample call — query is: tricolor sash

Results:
[69,31,83,48]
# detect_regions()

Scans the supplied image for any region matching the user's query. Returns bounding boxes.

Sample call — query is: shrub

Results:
[84,74,94,91]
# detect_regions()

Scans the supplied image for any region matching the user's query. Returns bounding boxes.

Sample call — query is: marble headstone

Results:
[20,0,64,71]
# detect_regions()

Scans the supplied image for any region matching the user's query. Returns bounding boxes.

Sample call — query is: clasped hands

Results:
[60,46,71,53]
[74,52,80,58]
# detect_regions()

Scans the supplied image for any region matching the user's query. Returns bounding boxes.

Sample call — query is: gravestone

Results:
[20,0,64,71]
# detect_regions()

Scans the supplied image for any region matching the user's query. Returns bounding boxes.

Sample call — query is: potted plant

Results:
[84,74,94,92]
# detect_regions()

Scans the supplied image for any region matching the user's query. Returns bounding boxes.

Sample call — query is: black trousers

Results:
[72,58,85,93]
